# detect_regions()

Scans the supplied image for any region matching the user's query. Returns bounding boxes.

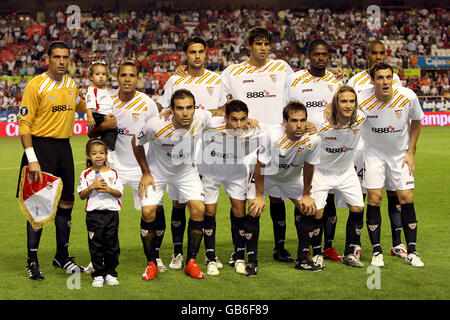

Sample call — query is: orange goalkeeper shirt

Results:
[19,72,86,139]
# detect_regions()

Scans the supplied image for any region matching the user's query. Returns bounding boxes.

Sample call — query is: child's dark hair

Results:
[85,139,108,168]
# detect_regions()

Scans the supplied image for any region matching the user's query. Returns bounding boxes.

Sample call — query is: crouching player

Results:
[132,89,224,280]
[200,99,261,276]
[309,86,367,269]
[249,101,322,272]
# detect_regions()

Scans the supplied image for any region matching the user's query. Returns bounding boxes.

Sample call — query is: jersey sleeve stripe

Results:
[38,74,49,93]
[173,75,189,86]
[318,72,330,82]
[278,136,288,148]
[291,72,310,87]
[135,101,147,111]
[295,137,311,148]
[41,78,53,93]
[189,121,199,135]
[303,75,316,84]
[397,98,410,109]
[155,123,174,138]
[359,94,376,109]
[115,101,127,109]
[358,75,371,86]
[184,75,196,84]
[196,72,211,84]
[354,71,368,85]
[125,97,142,110]
[258,62,273,73]
[269,62,281,72]
[366,99,381,111]
[283,140,295,149]
[206,74,218,84]
[165,129,176,138]
[320,123,334,132]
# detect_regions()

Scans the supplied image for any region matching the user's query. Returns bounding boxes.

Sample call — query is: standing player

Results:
[156,37,227,271]
[360,63,424,268]
[286,39,344,263]
[132,89,224,280]
[249,101,321,273]
[347,40,407,259]
[221,27,296,264]
[309,86,366,268]
[88,61,164,271]
[17,41,86,280]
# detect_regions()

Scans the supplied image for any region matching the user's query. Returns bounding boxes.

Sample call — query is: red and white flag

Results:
[18,167,63,229]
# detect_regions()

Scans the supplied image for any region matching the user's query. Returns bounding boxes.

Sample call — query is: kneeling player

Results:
[309,86,366,268]
[249,101,322,272]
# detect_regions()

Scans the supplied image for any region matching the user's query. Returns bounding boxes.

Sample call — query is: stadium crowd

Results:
[0,5,448,110]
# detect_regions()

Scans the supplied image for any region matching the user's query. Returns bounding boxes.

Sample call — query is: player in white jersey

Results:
[156,37,228,271]
[359,63,424,268]
[200,100,263,276]
[249,102,321,273]
[88,62,167,272]
[132,89,225,280]
[286,39,345,263]
[309,86,366,269]
[221,27,297,264]
[347,40,407,259]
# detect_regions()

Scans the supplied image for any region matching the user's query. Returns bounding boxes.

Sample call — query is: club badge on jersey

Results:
[18,166,63,229]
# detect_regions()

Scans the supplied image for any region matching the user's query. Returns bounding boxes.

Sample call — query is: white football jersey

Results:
[136,109,212,177]
[200,116,262,167]
[111,91,159,171]
[157,69,227,110]
[77,168,123,212]
[221,59,294,125]
[286,69,344,118]
[86,86,113,115]
[347,69,402,93]
[258,125,321,181]
[358,86,424,152]
[309,110,366,171]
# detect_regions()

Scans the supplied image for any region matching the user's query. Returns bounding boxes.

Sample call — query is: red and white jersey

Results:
[286,69,344,118]
[157,69,227,110]
[77,168,123,212]
[221,59,294,125]
[136,109,212,177]
[258,125,321,181]
[358,86,424,152]
[111,90,159,171]
[86,86,113,115]
[347,69,402,94]
[309,110,366,171]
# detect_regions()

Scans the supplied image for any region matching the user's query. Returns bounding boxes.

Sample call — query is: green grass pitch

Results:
[0,127,449,300]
